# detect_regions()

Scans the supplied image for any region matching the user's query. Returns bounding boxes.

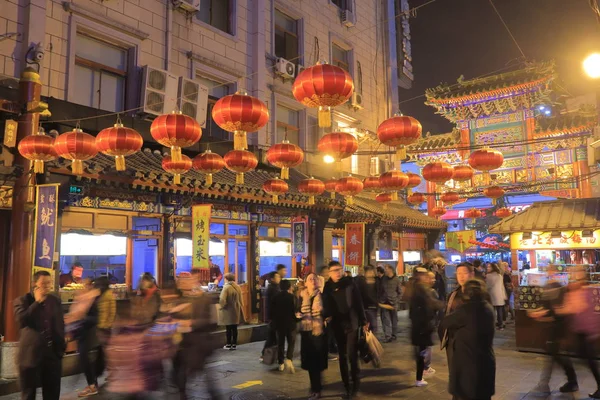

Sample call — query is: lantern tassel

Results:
[330,192,335,200]
[171,146,182,162]
[272,194,278,204]
[483,171,490,186]
[391,192,398,201]
[492,198,497,206]
[383,203,388,210]
[281,167,289,180]
[396,146,407,161]
[318,106,332,128]
[115,155,126,171]
[72,159,83,175]
[308,196,315,205]
[33,160,44,174]
[174,174,181,185]
[206,173,213,186]
[234,131,248,151]
[236,173,244,185]
[407,188,413,196]
[346,196,354,205]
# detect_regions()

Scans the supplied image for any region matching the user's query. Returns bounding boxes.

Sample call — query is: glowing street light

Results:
[583,53,600,79]
[323,155,335,164]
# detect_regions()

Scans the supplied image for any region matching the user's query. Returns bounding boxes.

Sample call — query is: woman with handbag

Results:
[219,273,244,350]
[299,273,328,400]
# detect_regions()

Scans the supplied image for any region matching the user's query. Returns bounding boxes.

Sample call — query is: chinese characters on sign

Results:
[511,230,600,250]
[292,219,307,256]
[378,229,393,260]
[344,223,365,268]
[192,204,212,269]
[33,184,59,270]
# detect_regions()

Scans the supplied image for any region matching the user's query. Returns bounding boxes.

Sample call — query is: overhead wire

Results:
[488,0,526,60]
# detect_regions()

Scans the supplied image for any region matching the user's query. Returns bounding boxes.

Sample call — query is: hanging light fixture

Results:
[162,154,192,185]
[335,176,363,205]
[150,111,202,162]
[95,119,143,171]
[224,149,258,184]
[192,149,226,185]
[262,178,288,204]
[18,127,56,174]
[298,177,326,205]
[54,127,98,175]
[266,140,304,179]
[377,112,422,163]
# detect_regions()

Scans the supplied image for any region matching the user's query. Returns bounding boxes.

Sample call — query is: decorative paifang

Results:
[292,62,354,127]
[162,154,192,185]
[262,178,288,204]
[377,114,422,162]
[150,111,202,162]
[474,126,524,155]
[18,128,56,174]
[54,128,98,175]
[192,150,226,185]
[95,122,143,171]
[265,140,304,179]
[224,149,258,185]
[298,177,325,205]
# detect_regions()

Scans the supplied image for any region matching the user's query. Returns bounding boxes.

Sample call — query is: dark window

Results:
[198,0,234,34]
[332,0,352,11]
[274,9,299,63]
[276,104,300,146]
[332,43,350,72]
[356,60,363,94]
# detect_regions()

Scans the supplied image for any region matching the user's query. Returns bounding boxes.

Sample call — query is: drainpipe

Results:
[165,1,173,71]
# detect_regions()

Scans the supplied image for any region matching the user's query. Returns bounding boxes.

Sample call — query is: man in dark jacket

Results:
[14,270,66,400]
[261,272,281,360]
[380,264,402,342]
[356,266,380,333]
[323,261,367,398]
[272,279,298,372]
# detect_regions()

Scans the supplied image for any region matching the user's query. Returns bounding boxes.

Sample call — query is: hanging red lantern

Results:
[292,62,354,127]
[192,150,226,185]
[376,192,393,210]
[298,177,326,205]
[18,128,56,174]
[262,178,288,204]
[379,170,409,201]
[335,176,363,205]
[465,208,483,223]
[452,165,474,182]
[422,162,454,185]
[484,186,505,205]
[95,121,143,171]
[430,206,447,219]
[162,154,192,185]
[407,192,426,206]
[495,208,512,218]
[469,148,504,184]
[325,178,338,200]
[266,140,304,179]
[441,191,460,207]
[224,149,258,185]
[363,176,381,192]
[406,172,421,195]
[317,132,358,168]
[54,128,98,175]
[150,111,202,162]
[212,90,269,151]
[377,113,422,162]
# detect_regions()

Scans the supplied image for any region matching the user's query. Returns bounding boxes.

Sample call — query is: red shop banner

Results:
[344,223,365,268]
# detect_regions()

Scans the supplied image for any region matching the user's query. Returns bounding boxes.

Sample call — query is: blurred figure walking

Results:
[380,264,402,342]
[356,265,380,334]
[272,279,298,373]
[219,273,244,350]
[486,263,507,330]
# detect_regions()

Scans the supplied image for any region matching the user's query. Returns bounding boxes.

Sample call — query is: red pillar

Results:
[426,181,436,216]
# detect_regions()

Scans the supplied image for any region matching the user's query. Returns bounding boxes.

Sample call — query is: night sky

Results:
[401,0,600,134]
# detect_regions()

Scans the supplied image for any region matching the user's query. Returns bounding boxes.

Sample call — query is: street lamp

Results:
[584,53,600,79]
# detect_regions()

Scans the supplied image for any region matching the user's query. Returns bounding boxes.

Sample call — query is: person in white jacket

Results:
[486,262,507,330]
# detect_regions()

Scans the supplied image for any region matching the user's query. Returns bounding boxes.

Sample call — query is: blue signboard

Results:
[292,220,307,256]
[33,184,59,270]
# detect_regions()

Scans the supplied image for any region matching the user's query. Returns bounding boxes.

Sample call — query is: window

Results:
[197,75,234,140]
[332,43,350,72]
[274,9,299,63]
[351,154,359,174]
[370,156,380,176]
[332,0,352,11]
[276,104,300,146]
[73,33,128,112]
[198,0,234,35]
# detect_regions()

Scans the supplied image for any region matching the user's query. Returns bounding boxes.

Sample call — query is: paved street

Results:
[1,314,598,399]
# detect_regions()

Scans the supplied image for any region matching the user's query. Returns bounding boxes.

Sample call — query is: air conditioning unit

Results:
[296,64,306,77]
[140,66,178,116]
[178,77,209,127]
[275,57,295,79]
[341,10,356,27]
[176,0,200,12]
[351,92,363,109]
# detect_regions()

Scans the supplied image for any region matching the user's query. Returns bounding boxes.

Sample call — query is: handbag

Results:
[365,330,383,368]
[262,345,278,365]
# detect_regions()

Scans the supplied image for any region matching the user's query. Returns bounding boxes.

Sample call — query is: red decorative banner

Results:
[344,223,365,268]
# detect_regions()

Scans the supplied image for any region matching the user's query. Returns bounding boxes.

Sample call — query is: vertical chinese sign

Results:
[344,223,365,268]
[32,184,59,286]
[378,229,393,260]
[292,217,307,256]
[192,204,212,282]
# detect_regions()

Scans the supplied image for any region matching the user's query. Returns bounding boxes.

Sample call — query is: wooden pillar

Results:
[574,148,592,198]
[426,181,436,217]
[458,122,470,161]
[511,248,518,270]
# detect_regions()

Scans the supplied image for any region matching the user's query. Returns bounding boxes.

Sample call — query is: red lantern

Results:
[452,165,474,182]
[465,208,483,223]
[192,150,226,185]
[266,140,304,179]
[150,111,202,162]
[262,178,289,204]
[335,176,363,205]
[212,90,269,150]
[495,208,512,218]
[376,192,393,210]
[318,132,358,165]
[224,149,258,185]
[407,192,426,206]
[430,206,447,219]
[422,162,454,185]
[363,176,381,192]
[298,177,326,205]
[95,122,143,171]
[380,170,409,201]
[377,114,422,162]
[325,178,338,200]
[18,129,56,174]
[484,186,505,205]
[469,148,504,184]
[440,191,460,207]
[162,154,192,185]
[54,128,98,175]
[406,172,421,195]
[292,62,354,127]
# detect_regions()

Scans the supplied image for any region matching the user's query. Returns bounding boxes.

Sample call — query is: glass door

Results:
[131,235,161,289]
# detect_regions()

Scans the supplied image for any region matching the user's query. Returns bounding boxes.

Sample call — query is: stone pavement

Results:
[1,314,599,400]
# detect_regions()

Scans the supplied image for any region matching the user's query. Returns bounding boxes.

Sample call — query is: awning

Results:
[489,198,600,234]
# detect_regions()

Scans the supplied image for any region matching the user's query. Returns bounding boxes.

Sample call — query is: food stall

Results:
[489,198,600,353]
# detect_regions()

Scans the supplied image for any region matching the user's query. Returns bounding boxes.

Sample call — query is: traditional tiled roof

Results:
[406,130,462,163]
[534,112,597,138]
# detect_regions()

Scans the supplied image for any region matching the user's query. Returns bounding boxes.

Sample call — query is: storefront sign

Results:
[292,219,307,256]
[32,184,59,270]
[378,229,393,260]
[192,204,212,269]
[3,119,17,147]
[511,230,600,250]
[441,204,531,220]
[445,230,476,253]
[344,223,365,267]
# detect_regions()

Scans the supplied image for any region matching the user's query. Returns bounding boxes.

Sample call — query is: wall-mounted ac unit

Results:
[275,57,295,79]
[296,64,306,77]
[178,77,209,128]
[341,10,356,27]
[351,92,363,109]
[176,0,200,12]
[140,66,178,116]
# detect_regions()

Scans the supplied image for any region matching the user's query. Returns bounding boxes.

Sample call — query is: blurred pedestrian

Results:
[502,263,515,321]
[473,259,485,281]
[219,273,244,350]
[380,264,402,343]
[442,279,496,400]
[131,273,161,325]
[485,263,507,330]
[15,270,65,400]
[272,279,298,372]
[93,276,116,384]
[356,266,380,334]
[261,272,281,361]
